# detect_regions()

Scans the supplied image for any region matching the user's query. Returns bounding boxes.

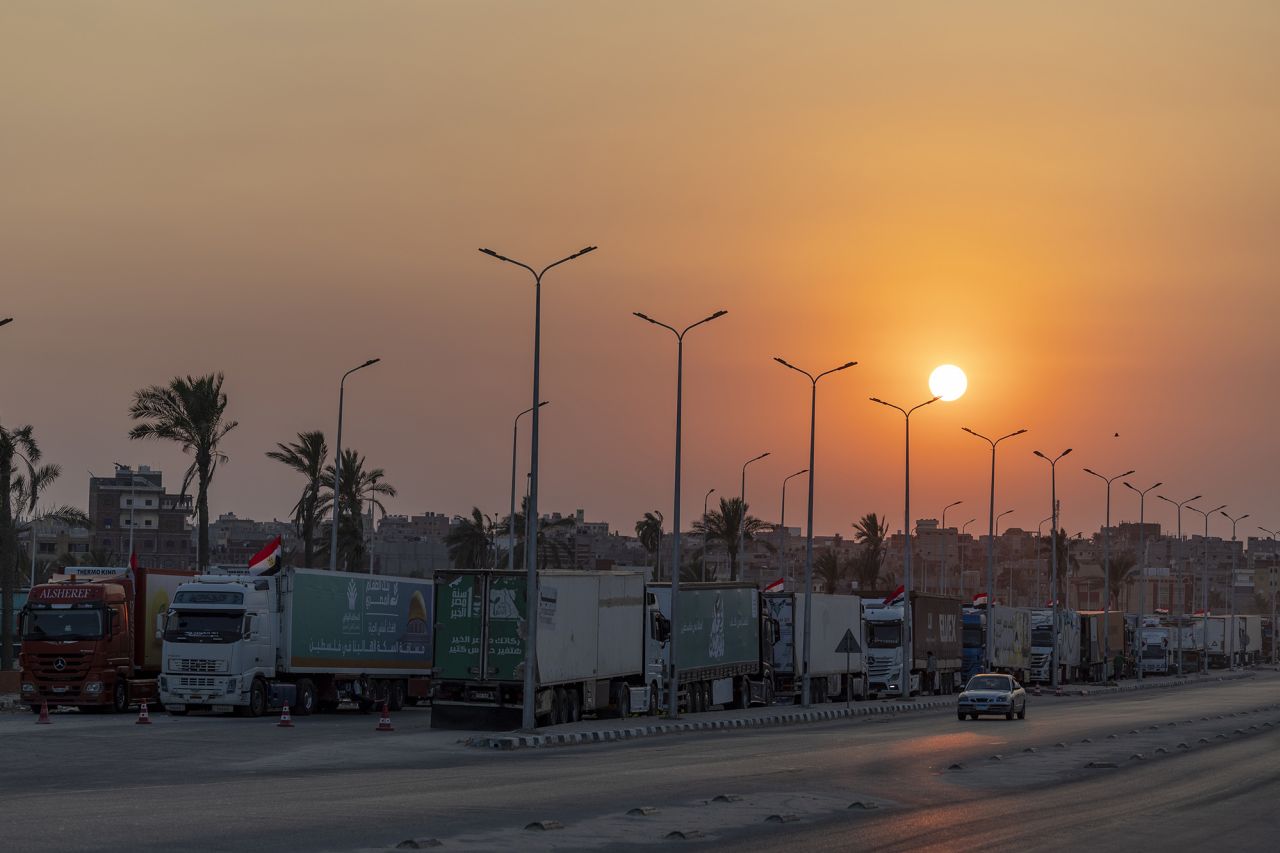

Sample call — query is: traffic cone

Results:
[36,699,52,725]
[277,703,295,728]
[375,701,394,732]
[136,701,152,725]
[1055,686,1065,697]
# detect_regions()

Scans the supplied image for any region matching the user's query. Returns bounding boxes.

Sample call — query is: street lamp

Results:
[963,427,1028,672]
[330,359,381,572]
[483,245,596,731]
[960,519,976,595]
[1186,503,1226,673]
[776,357,857,707]
[995,509,1013,604]
[702,487,716,581]
[0,318,12,327]
[1035,449,1076,688]
[508,402,549,570]
[1260,526,1278,666]
[939,500,963,596]
[1157,492,1202,665]
[1081,466,1133,682]
[112,463,159,568]
[737,452,771,582]
[778,470,808,581]
[1123,480,1162,681]
[870,395,939,699]
[1221,510,1249,670]
[1036,514,1054,606]
[636,309,728,719]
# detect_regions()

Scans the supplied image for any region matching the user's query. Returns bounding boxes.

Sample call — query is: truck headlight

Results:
[84,682,104,694]
[226,677,238,694]
[160,676,168,690]
[21,682,34,693]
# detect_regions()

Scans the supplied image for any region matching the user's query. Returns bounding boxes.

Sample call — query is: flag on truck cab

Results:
[971,592,989,607]
[763,577,784,593]
[1193,608,1210,616]
[248,536,282,573]
[883,585,905,606]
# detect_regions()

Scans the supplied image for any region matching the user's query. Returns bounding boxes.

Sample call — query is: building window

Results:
[125,498,133,507]
[145,519,153,527]
[104,519,113,529]
[145,499,154,507]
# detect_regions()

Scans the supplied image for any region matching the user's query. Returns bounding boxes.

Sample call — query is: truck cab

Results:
[961,609,985,683]
[862,603,906,697]
[1139,626,1171,674]
[159,575,277,716]
[19,575,138,713]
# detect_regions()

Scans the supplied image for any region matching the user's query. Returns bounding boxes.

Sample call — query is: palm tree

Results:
[1,423,40,669]
[693,497,771,582]
[815,545,847,593]
[320,448,396,571]
[635,510,664,579]
[1108,549,1138,611]
[128,374,238,571]
[446,508,496,571]
[851,512,889,593]
[13,462,90,584]
[496,497,575,571]
[266,431,330,568]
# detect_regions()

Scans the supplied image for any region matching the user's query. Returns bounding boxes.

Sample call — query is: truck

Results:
[20,567,192,713]
[1238,615,1261,666]
[1137,625,1172,675]
[430,574,778,729]
[765,592,865,703]
[863,593,962,697]
[159,567,433,716]
[1078,610,1126,680]
[961,605,1031,683]
[1205,616,1229,668]
[1029,608,1081,684]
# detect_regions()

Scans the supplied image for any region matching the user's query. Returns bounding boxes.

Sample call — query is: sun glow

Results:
[929,364,967,402]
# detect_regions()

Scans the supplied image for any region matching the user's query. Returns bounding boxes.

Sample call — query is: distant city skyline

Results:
[3,4,1277,541]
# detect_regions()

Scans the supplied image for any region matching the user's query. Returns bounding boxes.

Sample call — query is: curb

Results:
[470,669,1263,751]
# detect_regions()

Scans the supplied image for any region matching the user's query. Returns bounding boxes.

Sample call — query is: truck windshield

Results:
[22,609,103,640]
[1142,645,1166,659]
[962,626,983,647]
[1032,629,1054,646]
[866,623,901,648]
[164,611,243,644]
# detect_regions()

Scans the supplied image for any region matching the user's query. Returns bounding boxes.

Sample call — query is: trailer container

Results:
[765,592,865,702]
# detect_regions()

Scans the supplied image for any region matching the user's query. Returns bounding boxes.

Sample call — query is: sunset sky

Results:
[3,3,1278,542]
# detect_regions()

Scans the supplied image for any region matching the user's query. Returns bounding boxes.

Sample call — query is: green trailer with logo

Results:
[430,570,647,729]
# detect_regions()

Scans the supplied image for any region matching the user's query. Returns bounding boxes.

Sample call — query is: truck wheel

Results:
[648,683,660,716]
[111,680,129,714]
[294,679,316,716]
[248,679,268,718]
[734,678,750,710]
[551,687,566,725]
[615,684,631,718]
[567,688,581,723]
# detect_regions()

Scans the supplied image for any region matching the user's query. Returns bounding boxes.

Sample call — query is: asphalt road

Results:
[2,673,1277,852]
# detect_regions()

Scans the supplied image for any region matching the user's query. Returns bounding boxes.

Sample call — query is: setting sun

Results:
[928,364,968,402]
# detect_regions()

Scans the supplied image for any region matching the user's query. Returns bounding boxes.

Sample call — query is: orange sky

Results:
[3,2,1278,540]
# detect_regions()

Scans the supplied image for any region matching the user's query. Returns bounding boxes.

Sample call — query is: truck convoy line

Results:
[17,567,1277,721]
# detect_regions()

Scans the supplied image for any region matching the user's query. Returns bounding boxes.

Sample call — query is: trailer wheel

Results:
[648,683,660,716]
[733,678,750,710]
[294,679,316,716]
[615,684,631,718]
[551,687,566,725]
[567,688,582,723]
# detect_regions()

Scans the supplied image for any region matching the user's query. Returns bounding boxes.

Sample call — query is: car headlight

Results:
[21,682,34,693]
[84,682,104,694]
[958,693,968,701]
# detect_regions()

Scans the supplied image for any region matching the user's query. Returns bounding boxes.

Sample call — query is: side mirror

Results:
[156,611,169,640]
[242,614,256,638]
[651,612,671,644]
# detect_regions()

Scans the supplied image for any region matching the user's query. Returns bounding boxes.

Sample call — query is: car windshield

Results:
[163,611,243,644]
[966,676,1012,692]
[21,608,103,641]
[866,623,901,648]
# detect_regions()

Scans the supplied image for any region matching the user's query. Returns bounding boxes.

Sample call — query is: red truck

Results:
[19,567,192,713]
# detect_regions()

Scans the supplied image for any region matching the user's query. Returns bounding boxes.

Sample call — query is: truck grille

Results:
[866,656,896,679]
[175,676,220,689]
[27,651,93,682]
[169,658,227,674]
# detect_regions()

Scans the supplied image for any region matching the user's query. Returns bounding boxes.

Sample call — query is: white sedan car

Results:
[957,673,1027,721]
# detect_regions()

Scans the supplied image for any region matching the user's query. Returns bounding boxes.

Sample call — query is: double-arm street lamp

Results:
[483,245,596,731]
[939,500,963,595]
[963,427,1027,672]
[778,470,808,580]
[636,309,728,718]
[509,402,549,569]
[1035,449,1075,687]
[737,452,771,581]
[1186,503,1226,673]
[871,396,940,699]
[1123,480,1162,680]
[1081,466,1133,681]
[776,357,857,707]
[1221,510,1249,670]
[330,358,382,572]
[1157,492,1201,657]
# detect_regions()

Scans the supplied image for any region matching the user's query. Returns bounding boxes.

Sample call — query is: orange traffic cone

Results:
[277,703,295,728]
[36,699,52,725]
[136,701,152,725]
[375,701,394,732]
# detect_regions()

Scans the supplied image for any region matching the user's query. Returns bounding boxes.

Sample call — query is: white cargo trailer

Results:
[765,592,865,702]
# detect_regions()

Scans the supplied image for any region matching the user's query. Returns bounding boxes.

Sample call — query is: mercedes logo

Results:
[53,658,66,671]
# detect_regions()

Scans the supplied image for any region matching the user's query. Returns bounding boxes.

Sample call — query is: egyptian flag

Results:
[249,536,282,574]
[883,585,905,606]
[763,577,785,593]
[129,551,138,571]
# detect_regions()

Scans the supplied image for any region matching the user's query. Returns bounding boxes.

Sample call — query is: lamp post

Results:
[960,518,976,596]
[636,310,728,719]
[1081,466,1133,682]
[329,359,381,572]
[737,452,771,581]
[1035,514,1054,606]
[776,357,857,707]
[1186,503,1226,673]
[938,501,963,596]
[113,463,158,568]
[1157,493,1201,675]
[871,395,939,699]
[1035,449,1076,688]
[1220,510,1249,670]
[509,402,549,570]
[0,317,12,327]
[778,470,808,581]
[483,246,595,730]
[702,487,716,581]
[1260,526,1278,666]
[963,427,1027,671]
[995,509,1013,604]
[1122,480,1162,681]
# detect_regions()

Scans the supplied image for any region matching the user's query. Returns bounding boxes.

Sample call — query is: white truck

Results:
[1205,616,1229,668]
[1138,626,1171,675]
[1030,608,1081,684]
[765,592,866,703]
[863,593,962,697]
[159,568,433,716]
